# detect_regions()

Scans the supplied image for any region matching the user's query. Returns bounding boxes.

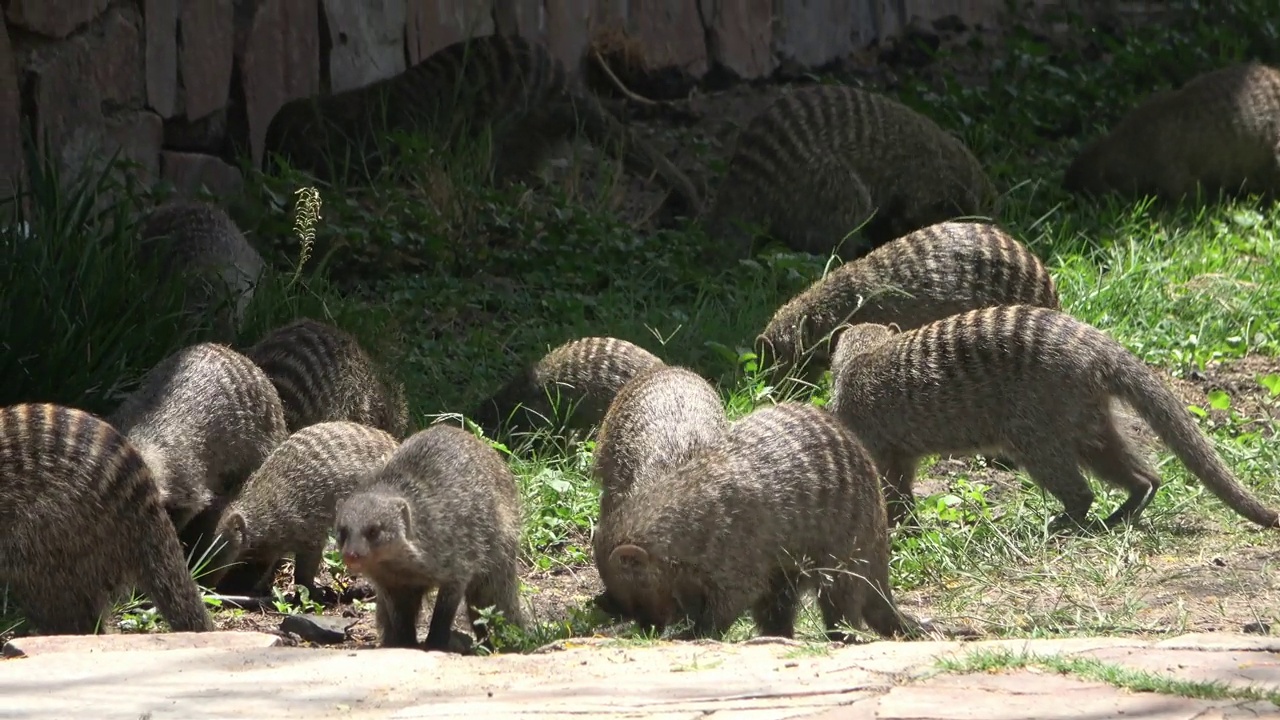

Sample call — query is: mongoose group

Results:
[3,36,1277,650]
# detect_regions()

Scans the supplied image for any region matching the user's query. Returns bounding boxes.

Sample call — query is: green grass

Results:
[2,1,1279,651]
[937,646,1280,706]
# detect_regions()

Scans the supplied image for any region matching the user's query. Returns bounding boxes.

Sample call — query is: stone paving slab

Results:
[0,632,1276,719]
[1,630,281,658]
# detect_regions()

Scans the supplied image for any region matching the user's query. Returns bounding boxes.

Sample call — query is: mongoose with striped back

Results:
[203,421,399,596]
[107,342,289,559]
[137,200,265,339]
[703,84,997,264]
[827,305,1280,530]
[334,423,526,652]
[589,364,732,616]
[263,34,702,216]
[0,403,214,635]
[756,221,1059,387]
[1064,62,1280,201]
[471,336,665,440]
[597,401,930,641]
[246,318,411,440]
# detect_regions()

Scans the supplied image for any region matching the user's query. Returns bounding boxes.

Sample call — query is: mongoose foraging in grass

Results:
[247,318,411,440]
[0,403,214,635]
[471,336,665,439]
[263,34,702,216]
[589,364,732,616]
[597,401,926,641]
[137,200,265,338]
[202,421,399,596]
[1064,62,1280,201]
[108,342,289,558]
[334,423,525,651]
[703,84,997,264]
[827,305,1280,530]
[756,221,1060,387]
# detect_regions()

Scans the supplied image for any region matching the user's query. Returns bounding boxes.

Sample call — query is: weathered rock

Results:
[2,631,282,658]
[772,0,857,69]
[322,0,407,93]
[0,14,24,199]
[21,4,151,179]
[700,0,775,80]
[5,0,110,39]
[179,0,235,121]
[103,110,164,182]
[544,0,591,74]
[161,151,244,199]
[279,614,354,645]
[405,0,496,66]
[163,109,229,154]
[494,0,545,41]
[144,0,178,118]
[237,0,321,167]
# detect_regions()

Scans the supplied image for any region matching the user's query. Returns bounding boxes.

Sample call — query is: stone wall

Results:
[0,0,1156,201]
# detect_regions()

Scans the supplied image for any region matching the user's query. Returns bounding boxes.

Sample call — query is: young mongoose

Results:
[597,401,923,641]
[0,403,214,635]
[202,421,399,596]
[756,221,1060,386]
[107,342,290,555]
[828,305,1280,530]
[263,34,701,215]
[1064,62,1280,201]
[703,84,997,264]
[333,424,526,651]
[471,336,665,439]
[246,318,411,440]
[137,200,265,339]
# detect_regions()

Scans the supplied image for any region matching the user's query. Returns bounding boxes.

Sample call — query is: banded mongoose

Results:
[1064,62,1280,201]
[471,336,665,439]
[703,84,997,264]
[334,423,526,652]
[203,421,399,596]
[107,342,289,556]
[263,34,702,215]
[756,221,1060,386]
[597,401,924,641]
[137,200,265,339]
[827,305,1280,530]
[0,403,214,635]
[246,318,411,440]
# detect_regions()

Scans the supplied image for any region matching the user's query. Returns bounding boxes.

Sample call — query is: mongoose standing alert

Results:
[756,221,1059,385]
[0,403,214,635]
[137,200,265,339]
[263,34,701,215]
[704,84,996,263]
[203,421,399,596]
[472,336,665,439]
[108,342,289,554]
[828,305,1280,530]
[247,318,411,439]
[597,402,926,641]
[1064,62,1280,201]
[334,424,526,651]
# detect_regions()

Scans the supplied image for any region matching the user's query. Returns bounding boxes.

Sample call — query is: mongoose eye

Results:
[335,527,348,545]
[364,526,381,543]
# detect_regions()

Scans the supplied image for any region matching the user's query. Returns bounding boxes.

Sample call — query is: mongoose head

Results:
[603,543,680,632]
[202,509,250,587]
[1063,137,1134,197]
[334,490,414,577]
[830,322,899,374]
[756,314,832,388]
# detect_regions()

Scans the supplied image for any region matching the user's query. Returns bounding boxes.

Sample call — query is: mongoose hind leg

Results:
[1079,419,1161,528]
[750,570,802,638]
[1012,446,1102,533]
[375,583,426,648]
[292,544,328,600]
[423,582,466,652]
[876,452,919,528]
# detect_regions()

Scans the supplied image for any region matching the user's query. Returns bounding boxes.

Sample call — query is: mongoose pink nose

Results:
[342,552,363,570]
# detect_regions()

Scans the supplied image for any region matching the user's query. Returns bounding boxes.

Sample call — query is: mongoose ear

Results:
[396,497,413,537]
[609,544,650,569]
[226,509,248,539]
